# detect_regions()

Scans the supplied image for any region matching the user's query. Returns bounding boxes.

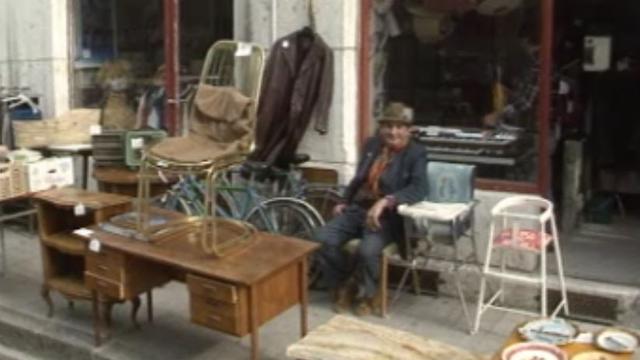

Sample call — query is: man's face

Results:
[379,122,411,149]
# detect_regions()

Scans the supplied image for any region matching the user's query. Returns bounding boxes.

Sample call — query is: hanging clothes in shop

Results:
[250,27,333,168]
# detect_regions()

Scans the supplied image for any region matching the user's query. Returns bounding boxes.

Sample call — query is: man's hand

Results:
[366,198,390,231]
[483,112,499,128]
[332,203,347,217]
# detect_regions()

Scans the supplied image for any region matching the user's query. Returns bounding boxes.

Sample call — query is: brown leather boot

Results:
[330,286,352,314]
[354,297,372,317]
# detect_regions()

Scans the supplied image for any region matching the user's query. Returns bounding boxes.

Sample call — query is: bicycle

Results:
[155,167,324,241]
[240,156,346,223]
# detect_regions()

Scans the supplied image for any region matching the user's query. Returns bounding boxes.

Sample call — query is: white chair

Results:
[394,162,479,331]
[472,195,569,334]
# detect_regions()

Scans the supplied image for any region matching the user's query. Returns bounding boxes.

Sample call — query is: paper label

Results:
[73,228,94,238]
[89,238,101,253]
[90,125,102,135]
[131,137,144,149]
[74,203,86,216]
[235,42,252,57]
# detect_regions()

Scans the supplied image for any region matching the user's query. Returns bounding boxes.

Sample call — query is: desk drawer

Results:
[85,273,122,299]
[86,249,124,283]
[187,274,237,304]
[190,295,241,335]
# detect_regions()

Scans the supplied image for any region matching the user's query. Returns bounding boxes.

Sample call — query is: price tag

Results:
[235,42,252,57]
[73,228,94,238]
[89,238,101,253]
[157,170,168,183]
[74,203,86,216]
[90,125,102,135]
[131,137,144,149]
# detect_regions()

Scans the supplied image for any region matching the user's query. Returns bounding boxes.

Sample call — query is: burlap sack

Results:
[149,85,254,163]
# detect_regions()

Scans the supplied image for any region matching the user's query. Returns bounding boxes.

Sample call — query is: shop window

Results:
[71,0,233,110]
[373,1,542,184]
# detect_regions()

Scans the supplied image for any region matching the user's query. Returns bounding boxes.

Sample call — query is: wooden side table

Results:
[33,188,140,323]
[93,166,170,198]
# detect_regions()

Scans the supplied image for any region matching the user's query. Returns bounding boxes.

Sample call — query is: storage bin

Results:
[26,157,75,192]
[124,129,167,168]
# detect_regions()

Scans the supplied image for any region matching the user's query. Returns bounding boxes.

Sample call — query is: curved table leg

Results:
[146,291,153,323]
[131,296,141,329]
[41,285,53,318]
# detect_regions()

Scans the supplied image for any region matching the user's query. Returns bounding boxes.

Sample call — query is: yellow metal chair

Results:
[135,41,265,257]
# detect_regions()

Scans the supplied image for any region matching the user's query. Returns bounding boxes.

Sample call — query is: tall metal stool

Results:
[473,195,569,334]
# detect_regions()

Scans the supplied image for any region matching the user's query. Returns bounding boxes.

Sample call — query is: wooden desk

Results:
[86,222,319,360]
[493,331,634,359]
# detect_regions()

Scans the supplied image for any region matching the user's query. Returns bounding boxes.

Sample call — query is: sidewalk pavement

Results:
[0,225,638,360]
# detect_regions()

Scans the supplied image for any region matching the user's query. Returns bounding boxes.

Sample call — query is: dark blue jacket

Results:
[343,136,427,257]
[344,136,427,205]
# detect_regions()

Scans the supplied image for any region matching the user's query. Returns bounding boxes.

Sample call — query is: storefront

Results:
[358,0,553,196]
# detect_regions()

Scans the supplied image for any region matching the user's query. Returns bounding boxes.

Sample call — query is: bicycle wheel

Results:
[244,197,323,237]
[153,192,196,215]
[245,197,324,287]
[303,186,343,223]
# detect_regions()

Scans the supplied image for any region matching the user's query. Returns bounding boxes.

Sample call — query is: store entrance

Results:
[554,0,640,286]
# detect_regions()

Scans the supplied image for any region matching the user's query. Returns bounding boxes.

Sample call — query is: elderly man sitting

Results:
[314,102,427,316]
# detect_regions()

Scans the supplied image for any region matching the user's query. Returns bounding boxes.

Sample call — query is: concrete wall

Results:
[0,0,69,118]
[234,0,360,183]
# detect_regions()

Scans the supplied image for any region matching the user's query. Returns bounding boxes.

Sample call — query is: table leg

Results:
[92,290,101,346]
[249,285,259,360]
[299,258,308,337]
[0,219,5,277]
[82,154,89,189]
[147,291,153,323]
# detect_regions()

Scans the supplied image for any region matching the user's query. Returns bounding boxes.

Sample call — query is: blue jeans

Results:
[314,205,392,298]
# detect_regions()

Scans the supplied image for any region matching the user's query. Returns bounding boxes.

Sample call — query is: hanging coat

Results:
[250,28,333,168]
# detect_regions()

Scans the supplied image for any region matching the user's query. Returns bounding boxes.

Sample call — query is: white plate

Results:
[595,329,638,353]
[502,342,567,360]
[519,318,578,346]
[570,351,616,360]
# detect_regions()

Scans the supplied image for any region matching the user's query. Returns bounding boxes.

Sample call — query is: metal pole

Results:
[163,0,180,135]
[537,0,554,195]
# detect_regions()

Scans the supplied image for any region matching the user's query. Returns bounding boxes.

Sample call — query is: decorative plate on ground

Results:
[570,351,616,360]
[595,328,638,353]
[518,318,578,346]
[501,342,567,360]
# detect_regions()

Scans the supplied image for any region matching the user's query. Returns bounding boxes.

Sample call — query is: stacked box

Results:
[92,130,126,167]
[26,157,75,192]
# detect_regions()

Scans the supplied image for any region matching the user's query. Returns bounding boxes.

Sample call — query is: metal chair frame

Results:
[472,195,570,334]
[136,41,265,257]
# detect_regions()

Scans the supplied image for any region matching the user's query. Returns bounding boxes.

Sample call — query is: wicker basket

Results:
[0,164,13,200]
[10,162,28,196]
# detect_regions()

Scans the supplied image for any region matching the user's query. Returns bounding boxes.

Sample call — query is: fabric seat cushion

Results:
[148,85,254,163]
[493,228,552,251]
[398,201,470,222]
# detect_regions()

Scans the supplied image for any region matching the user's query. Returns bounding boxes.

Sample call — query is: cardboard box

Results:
[27,157,75,192]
